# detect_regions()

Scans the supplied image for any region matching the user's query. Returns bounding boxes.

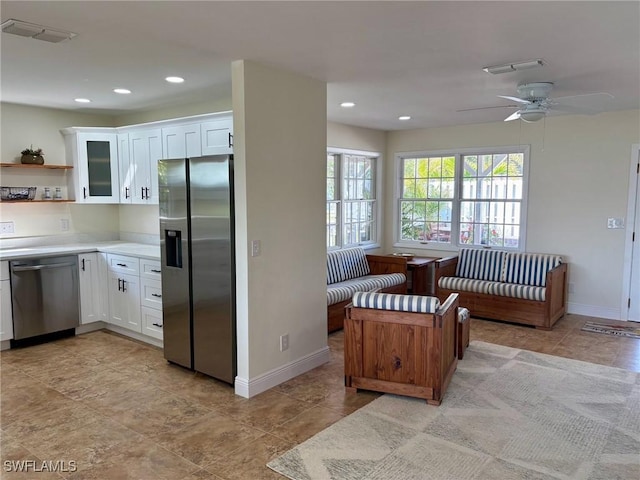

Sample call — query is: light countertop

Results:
[0,242,160,261]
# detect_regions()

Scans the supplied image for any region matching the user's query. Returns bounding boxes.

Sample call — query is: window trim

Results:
[327,147,382,251]
[393,145,530,252]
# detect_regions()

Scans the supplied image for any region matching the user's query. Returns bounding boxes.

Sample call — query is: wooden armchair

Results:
[344,291,459,405]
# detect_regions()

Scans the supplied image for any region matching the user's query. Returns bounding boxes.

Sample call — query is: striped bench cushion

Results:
[327,273,406,305]
[438,276,495,294]
[326,247,371,284]
[488,282,546,302]
[352,291,440,313]
[501,253,562,287]
[455,248,505,281]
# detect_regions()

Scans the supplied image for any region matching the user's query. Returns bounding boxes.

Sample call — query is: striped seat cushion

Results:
[326,247,371,284]
[438,276,495,294]
[352,291,440,313]
[488,282,546,301]
[455,248,505,281]
[327,273,406,305]
[501,253,562,287]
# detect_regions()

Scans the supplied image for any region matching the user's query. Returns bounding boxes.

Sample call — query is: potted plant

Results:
[20,146,45,165]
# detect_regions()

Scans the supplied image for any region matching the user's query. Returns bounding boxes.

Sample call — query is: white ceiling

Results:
[1,1,639,131]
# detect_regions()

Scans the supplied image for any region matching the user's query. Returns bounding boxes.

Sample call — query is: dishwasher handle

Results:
[12,262,76,272]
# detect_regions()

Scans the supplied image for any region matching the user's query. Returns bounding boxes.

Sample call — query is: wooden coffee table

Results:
[404,256,439,296]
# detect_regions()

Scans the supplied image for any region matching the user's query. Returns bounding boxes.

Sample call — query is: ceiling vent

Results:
[1,19,76,43]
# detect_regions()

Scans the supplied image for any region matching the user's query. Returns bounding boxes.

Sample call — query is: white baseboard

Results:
[76,322,107,334]
[103,324,163,348]
[234,346,331,398]
[567,302,622,321]
[0,340,11,351]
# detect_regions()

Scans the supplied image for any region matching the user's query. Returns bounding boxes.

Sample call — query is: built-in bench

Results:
[327,248,407,332]
[434,248,567,330]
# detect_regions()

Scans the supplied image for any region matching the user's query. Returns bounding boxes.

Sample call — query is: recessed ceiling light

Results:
[74,98,91,103]
[113,88,131,94]
[165,76,185,84]
[398,116,411,121]
[340,102,355,108]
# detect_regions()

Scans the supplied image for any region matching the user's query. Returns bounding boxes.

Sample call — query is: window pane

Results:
[429,157,442,177]
[417,158,429,177]
[442,156,456,177]
[403,179,417,198]
[404,159,416,178]
[442,179,455,199]
[463,156,477,177]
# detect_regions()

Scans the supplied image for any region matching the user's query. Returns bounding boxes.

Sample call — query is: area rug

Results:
[581,321,640,339]
[268,341,640,480]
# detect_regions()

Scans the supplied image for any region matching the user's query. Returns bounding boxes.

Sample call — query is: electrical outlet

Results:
[60,218,70,231]
[279,333,289,352]
[0,221,15,234]
[251,240,261,257]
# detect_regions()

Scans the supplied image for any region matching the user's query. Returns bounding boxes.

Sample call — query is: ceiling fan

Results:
[460,82,614,122]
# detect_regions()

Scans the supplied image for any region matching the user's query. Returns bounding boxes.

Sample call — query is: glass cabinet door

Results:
[76,132,120,203]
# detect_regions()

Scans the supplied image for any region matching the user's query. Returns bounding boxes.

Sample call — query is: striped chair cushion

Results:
[352,291,440,313]
[488,282,546,302]
[501,253,562,287]
[455,248,505,281]
[438,276,495,294]
[327,273,406,305]
[326,247,371,284]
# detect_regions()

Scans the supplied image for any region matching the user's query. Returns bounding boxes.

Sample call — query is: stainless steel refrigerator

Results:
[158,155,236,384]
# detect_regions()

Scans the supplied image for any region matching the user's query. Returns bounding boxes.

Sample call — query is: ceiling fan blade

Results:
[456,104,519,112]
[497,95,531,105]
[504,111,521,122]
[548,92,614,114]
[548,103,599,115]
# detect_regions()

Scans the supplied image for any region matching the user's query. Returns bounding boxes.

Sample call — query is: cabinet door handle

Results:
[125,187,130,199]
[121,279,127,292]
[151,293,162,298]
[146,187,150,199]
[228,132,233,148]
[81,258,85,271]
[152,323,163,328]
[150,269,161,273]
[83,186,87,199]
[118,278,122,291]
[116,263,127,267]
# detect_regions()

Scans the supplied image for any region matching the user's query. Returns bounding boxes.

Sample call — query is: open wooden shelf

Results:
[0,163,72,170]
[0,200,74,203]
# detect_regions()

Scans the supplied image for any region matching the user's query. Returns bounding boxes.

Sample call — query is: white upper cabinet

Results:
[117,133,132,204]
[63,112,232,206]
[128,128,162,204]
[162,123,202,159]
[201,114,233,155]
[63,129,120,203]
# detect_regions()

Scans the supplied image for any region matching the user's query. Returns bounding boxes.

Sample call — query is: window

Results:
[397,146,528,251]
[327,149,379,249]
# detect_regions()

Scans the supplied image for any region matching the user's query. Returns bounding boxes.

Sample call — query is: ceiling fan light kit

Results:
[483,59,544,74]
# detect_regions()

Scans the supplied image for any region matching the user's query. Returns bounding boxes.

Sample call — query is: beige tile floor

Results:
[1,313,638,479]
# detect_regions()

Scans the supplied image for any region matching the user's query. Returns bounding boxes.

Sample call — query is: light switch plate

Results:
[607,217,624,229]
[251,240,261,257]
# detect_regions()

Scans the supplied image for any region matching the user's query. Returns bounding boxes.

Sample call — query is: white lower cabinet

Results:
[140,259,163,340]
[108,271,141,332]
[104,254,162,342]
[78,253,109,324]
[0,261,13,342]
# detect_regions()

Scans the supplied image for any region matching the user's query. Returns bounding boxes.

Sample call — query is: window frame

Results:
[393,145,530,252]
[327,147,382,251]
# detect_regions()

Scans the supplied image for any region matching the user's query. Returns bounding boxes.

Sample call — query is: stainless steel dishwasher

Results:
[10,255,79,340]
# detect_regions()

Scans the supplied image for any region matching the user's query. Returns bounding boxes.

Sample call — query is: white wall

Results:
[385,109,640,319]
[113,97,232,126]
[327,121,386,153]
[232,60,328,396]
